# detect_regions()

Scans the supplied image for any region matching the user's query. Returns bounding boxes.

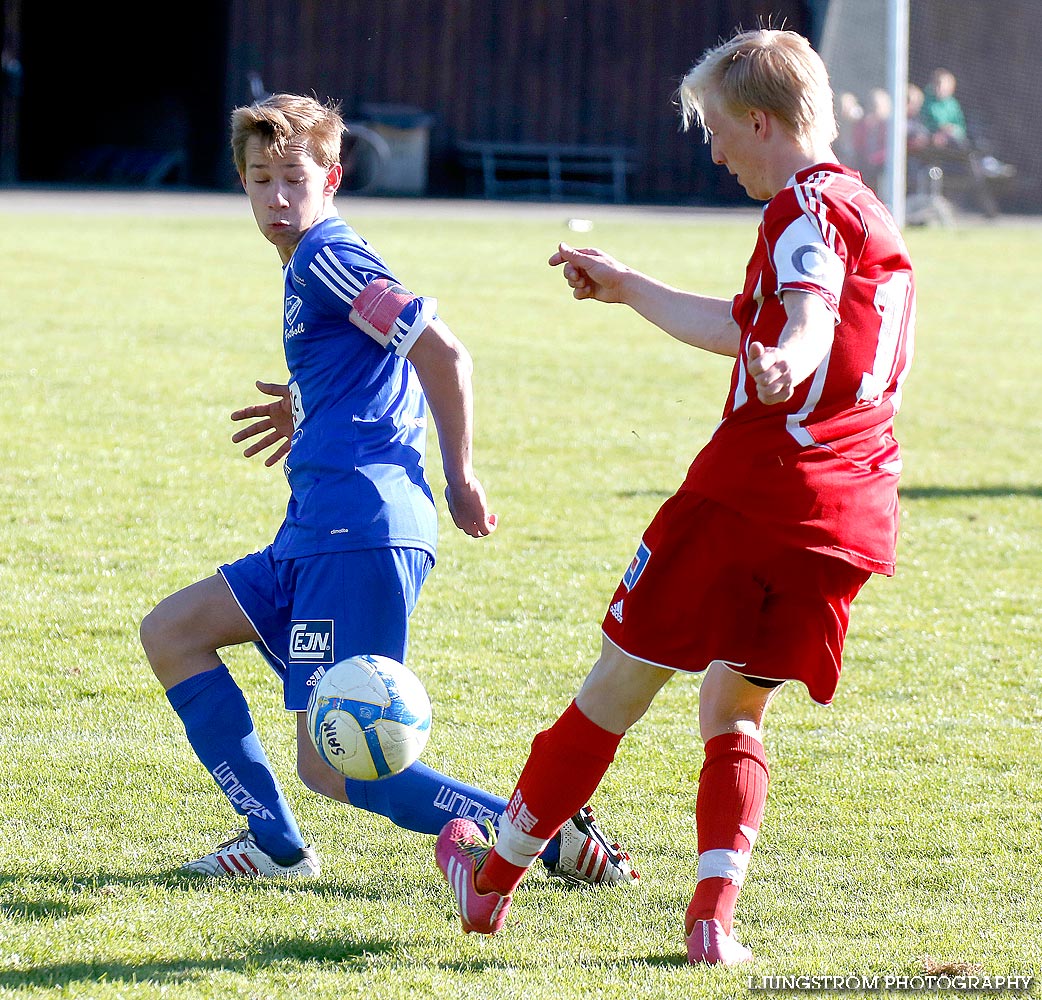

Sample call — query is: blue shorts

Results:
[219,546,433,711]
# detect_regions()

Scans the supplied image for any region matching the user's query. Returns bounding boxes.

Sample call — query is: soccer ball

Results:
[306,654,432,781]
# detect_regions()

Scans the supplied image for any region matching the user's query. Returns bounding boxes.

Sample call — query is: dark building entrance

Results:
[3,0,229,188]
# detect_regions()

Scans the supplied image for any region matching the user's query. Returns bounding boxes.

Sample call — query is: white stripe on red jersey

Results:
[688,163,915,576]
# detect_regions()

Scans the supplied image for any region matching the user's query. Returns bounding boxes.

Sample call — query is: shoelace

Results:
[455,818,498,862]
[214,829,252,851]
[573,809,626,862]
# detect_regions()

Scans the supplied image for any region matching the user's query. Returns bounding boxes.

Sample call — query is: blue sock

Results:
[343,760,561,866]
[166,664,305,861]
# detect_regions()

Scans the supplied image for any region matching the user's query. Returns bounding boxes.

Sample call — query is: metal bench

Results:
[458,141,638,203]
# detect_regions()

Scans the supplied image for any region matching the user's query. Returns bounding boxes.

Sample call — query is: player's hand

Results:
[230,380,294,466]
[548,242,627,303]
[746,341,797,405]
[444,479,498,538]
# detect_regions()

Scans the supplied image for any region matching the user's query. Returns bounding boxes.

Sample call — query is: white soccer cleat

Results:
[548,805,639,886]
[180,830,320,878]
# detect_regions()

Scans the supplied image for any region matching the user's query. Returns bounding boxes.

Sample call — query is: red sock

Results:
[685,732,769,937]
[477,700,623,895]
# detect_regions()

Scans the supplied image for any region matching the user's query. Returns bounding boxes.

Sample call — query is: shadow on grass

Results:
[901,484,1042,500]
[614,488,673,500]
[0,866,382,958]
[430,952,692,973]
[425,949,700,970]
[0,870,704,985]
[616,485,1042,503]
[0,869,365,902]
[0,869,440,989]
[0,935,398,991]
[1,898,79,921]
[3,945,697,991]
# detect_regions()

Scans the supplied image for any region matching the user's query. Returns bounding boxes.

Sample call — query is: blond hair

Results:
[230,93,345,175]
[678,29,837,145]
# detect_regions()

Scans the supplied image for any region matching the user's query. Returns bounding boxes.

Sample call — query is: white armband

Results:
[773,213,845,319]
[349,277,437,357]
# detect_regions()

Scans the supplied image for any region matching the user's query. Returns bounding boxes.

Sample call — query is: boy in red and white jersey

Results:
[690,162,915,581]
[434,28,915,964]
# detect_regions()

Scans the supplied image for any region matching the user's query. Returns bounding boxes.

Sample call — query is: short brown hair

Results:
[678,29,837,145]
[230,93,346,175]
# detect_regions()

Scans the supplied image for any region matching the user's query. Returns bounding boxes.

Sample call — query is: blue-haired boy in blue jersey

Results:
[139,92,636,887]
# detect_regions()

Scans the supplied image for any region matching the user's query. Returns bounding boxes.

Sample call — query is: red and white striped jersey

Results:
[684,163,916,575]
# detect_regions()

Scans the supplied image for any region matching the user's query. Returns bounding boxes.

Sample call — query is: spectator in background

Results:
[834,91,864,166]
[916,69,1015,199]
[920,68,968,149]
[905,84,930,156]
[853,87,891,192]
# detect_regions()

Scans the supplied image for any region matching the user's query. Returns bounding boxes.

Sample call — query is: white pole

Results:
[885,0,910,227]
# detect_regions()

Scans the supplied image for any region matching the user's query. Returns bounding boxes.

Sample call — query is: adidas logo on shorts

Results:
[609,600,624,623]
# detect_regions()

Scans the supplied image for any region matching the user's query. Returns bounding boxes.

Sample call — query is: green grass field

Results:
[1,196,1040,999]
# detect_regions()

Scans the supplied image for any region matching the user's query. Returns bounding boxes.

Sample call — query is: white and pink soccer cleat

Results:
[435,818,512,935]
[686,918,753,966]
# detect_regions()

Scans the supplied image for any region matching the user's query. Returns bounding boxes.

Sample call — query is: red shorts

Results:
[601,491,871,705]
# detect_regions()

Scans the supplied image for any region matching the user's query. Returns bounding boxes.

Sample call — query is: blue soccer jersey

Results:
[271,216,438,560]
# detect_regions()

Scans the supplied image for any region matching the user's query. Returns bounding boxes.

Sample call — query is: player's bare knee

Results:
[139,599,194,681]
[297,754,344,800]
[295,756,321,792]
[578,643,672,733]
[138,605,168,668]
[294,717,348,800]
[296,757,323,794]
[698,661,776,742]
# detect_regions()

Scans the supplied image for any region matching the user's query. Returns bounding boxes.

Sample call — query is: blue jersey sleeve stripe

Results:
[310,247,367,305]
[316,245,370,290]
[391,298,438,357]
[305,239,434,357]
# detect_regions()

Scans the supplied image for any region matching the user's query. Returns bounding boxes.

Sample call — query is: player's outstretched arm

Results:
[549,242,741,357]
[747,291,836,404]
[407,319,497,538]
[230,380,294,467]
